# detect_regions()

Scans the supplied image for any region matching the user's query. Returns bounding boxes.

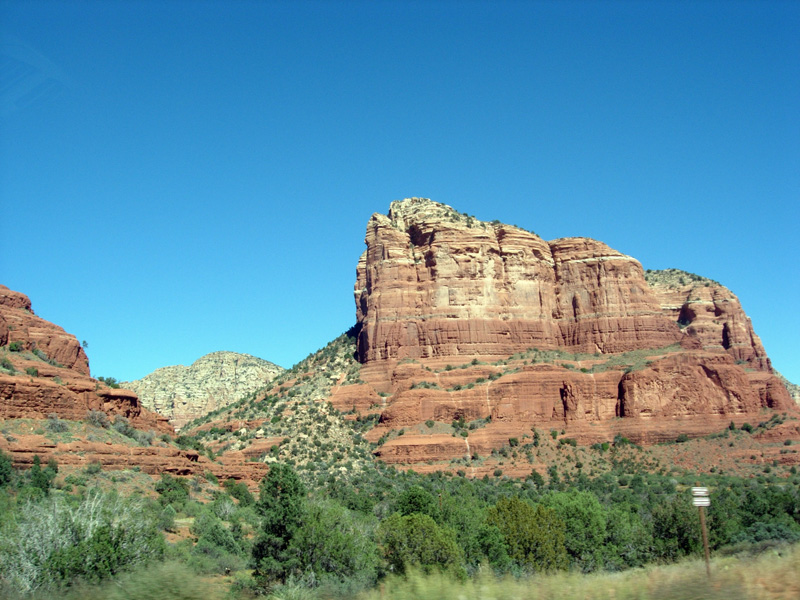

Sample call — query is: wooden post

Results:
[698,504,711,577]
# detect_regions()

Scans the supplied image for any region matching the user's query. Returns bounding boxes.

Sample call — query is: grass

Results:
[10,542,799,599]
[7,562,225,600]
[358,544,800,600]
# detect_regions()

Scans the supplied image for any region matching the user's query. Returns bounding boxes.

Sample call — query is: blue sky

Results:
[1,0,798,384]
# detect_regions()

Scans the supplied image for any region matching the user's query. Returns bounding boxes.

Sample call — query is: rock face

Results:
[0,285,90,374]
[776,372,800,405]
[355,198,682,362]
[0,285,270,484]
[123,352,284,430]
[0,285,171,434]
[351,199,795,463]
[644,269,771,370]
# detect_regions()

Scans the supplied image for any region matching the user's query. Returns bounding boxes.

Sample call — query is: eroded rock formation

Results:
[351,199,795,463]
[355,198,683,362]
[0,285,171,433]
[0,285,90,374]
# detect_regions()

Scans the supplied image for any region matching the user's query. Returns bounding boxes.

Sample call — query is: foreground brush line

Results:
[357,545,800,600]
[11,544,799,600]
[3,451,800,598]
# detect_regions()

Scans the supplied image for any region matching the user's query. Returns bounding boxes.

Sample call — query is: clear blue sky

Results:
[1,0,798,384]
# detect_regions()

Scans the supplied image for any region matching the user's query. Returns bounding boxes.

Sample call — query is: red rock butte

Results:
[348,198,793,461]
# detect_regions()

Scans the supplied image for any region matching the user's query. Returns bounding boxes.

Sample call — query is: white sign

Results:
[691,487,709,496]
[693,497,710,507]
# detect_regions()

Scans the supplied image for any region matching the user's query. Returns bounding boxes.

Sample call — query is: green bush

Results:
[25,366,38,377]
[8,341,23,352]
[394,485,439,519]
[223,478,255,506]
[155,473,190,508]
[29,455,57,494]
[651,496,702,560]
[543,490,608,571]
[253,463,307,585]
[97,376,120,388]
[158,504,177,532]
[86,410,110,429]
[191,511,241,556]
[112,415,136,437]
[0,490,164,594]
[85,461,102,475]
[378,512,463,575]
[47,413,69,433]
[0,450,13,487]
[291,499,379,585]
[1,356,15,372]
[486,496,568,572]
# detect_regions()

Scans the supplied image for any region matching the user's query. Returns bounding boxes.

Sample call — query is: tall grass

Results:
[358,544,800,600]
[20,562,226,600]
[17,545,800,600]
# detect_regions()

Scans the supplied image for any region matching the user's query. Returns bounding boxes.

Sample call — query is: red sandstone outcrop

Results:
[0,284,171,434]
[645,269,771,370]
[0,374,171,433]
[0,431,269,484]
[0,285,90,374]
[351,199,796,465]
[355,198,683,363]
[0,286,279,482]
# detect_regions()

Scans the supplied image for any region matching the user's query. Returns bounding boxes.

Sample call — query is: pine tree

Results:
[252,463,306,586]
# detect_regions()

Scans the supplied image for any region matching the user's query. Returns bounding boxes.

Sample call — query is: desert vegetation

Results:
[2,442,800,599]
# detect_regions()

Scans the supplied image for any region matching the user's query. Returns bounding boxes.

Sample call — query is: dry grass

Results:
[358,545,800,600]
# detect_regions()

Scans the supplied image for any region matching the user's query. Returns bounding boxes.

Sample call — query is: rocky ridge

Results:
[122,352,284,430]
[777,372,800,405]
[355,199,682,362]
[181,332,377,488]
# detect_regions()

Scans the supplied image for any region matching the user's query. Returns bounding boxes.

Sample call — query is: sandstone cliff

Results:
[0,284,170,433]
[644,268,771,370]
[123,352,284,430]
[0,284,89,374]
[350,199,794,463]
[355,198,683,362]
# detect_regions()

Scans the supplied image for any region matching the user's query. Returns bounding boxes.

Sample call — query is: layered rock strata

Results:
[645,268,771,370]
[351,199,795,464]
[0,285,89,374]
[123,352,284,430]
[355,198,683,362]
[0,285,170,433]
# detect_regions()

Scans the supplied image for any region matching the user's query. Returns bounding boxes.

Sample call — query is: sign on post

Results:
[692,483,711,576]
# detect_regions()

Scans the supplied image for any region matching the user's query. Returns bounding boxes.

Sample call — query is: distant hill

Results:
[123,352,284,430]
